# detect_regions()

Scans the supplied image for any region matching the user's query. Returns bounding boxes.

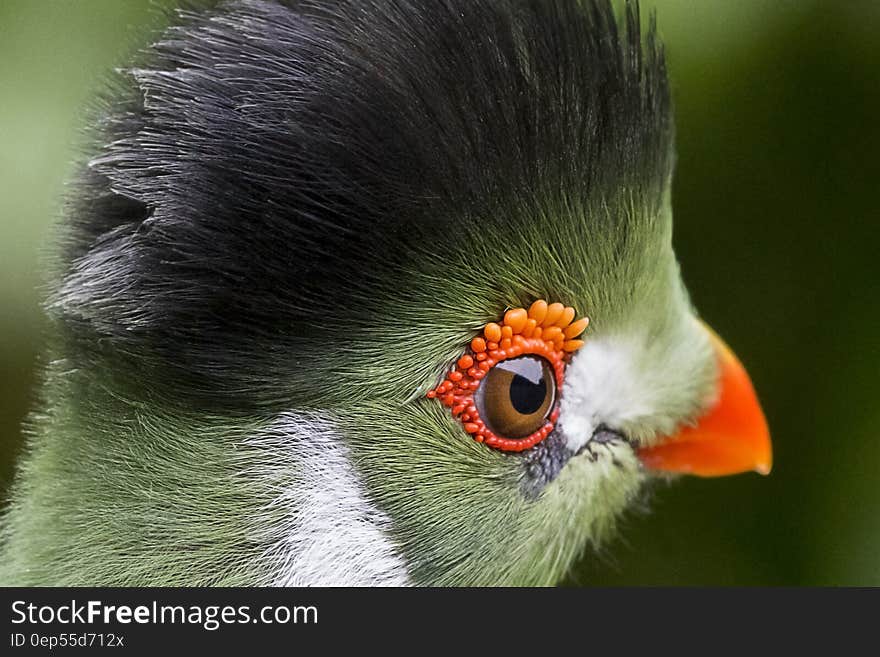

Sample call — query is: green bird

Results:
[0,0,771,586]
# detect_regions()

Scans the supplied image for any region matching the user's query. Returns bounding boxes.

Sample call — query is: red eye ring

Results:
[427,300,589,452]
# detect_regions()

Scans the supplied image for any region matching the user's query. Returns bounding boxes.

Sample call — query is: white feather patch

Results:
[560,319,714,453]
[243,412,410,586]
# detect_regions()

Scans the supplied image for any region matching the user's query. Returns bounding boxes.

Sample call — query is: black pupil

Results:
[509,372,547,415]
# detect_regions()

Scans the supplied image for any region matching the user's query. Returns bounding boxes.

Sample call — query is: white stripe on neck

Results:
[244,412,410,586]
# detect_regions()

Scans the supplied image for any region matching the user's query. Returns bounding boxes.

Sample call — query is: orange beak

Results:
[637,324,772,477]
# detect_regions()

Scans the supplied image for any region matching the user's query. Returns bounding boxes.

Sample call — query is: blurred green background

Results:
[1,1,877,585]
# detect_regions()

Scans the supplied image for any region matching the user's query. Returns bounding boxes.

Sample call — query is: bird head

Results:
[2,0,770,586]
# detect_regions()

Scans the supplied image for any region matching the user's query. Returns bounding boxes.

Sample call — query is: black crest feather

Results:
[56,0,672,408]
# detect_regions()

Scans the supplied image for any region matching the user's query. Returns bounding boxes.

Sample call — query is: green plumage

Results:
[1,0,718,586]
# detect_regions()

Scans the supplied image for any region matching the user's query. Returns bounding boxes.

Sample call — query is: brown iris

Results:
[475,356,556,440]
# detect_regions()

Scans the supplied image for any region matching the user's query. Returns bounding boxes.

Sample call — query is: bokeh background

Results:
[1,0,877,585]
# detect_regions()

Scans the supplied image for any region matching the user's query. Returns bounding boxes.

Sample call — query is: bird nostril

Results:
[575,425,632,457]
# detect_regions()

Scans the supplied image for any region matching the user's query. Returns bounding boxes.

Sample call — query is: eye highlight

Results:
[427,300,589,452]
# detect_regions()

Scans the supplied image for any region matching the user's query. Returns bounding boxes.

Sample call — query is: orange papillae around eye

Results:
[426,301,589,452]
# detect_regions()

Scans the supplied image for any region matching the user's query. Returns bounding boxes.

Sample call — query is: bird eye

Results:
[476,356,556,439]
[427,300,589,452]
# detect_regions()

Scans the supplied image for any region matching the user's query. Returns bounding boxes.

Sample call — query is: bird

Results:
[0,0,771,586]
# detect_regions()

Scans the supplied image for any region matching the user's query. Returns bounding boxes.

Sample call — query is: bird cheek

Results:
[636,323,772,478]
